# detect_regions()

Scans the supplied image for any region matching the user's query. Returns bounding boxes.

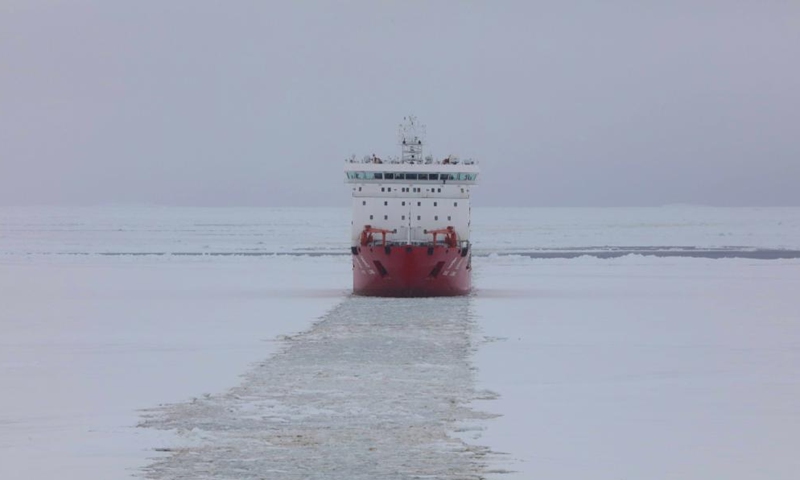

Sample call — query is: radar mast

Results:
[398,116,426,164]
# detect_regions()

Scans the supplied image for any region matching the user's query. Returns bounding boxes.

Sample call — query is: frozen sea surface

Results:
[2,207,800,479]
[2,206,800,256]
[141,297,500,479]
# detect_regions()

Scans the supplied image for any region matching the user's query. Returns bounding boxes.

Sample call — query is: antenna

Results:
[398,116,426,163]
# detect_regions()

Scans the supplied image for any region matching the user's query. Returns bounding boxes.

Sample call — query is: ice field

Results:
[2,207,800,479]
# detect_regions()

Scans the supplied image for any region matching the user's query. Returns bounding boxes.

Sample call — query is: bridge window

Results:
[429,174,439,181]
[406,173,418,180]
[418,173,428,180]
[395,173,405,180]
[374,173,383,180]
[384,173,394,180]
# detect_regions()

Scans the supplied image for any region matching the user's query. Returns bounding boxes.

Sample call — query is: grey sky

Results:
[1,1,798,207]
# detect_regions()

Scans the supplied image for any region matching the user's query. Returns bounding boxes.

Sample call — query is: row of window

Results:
[379,187,444,193]
[357,186,467,194]
[369,215,452,221]
[346,172,478,181]
[363,201,459,207]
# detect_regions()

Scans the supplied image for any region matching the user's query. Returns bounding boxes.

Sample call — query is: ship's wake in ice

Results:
[139,296,501,479]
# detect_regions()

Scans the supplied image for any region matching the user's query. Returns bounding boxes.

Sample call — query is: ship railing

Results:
[359,239,472,249]
[345,157,478,165]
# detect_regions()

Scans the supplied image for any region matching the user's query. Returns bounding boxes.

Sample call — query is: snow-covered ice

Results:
[140,296,500,479]
[2,206,800,479]
[473,255,800,479]
[0,254,347,479]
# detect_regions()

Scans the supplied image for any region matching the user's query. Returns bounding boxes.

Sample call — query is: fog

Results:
[1,1,798,207]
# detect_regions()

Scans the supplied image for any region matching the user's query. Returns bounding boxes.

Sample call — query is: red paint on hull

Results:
[352,245,472,297]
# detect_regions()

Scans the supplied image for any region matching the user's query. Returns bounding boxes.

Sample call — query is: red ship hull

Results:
[352,244,472,297]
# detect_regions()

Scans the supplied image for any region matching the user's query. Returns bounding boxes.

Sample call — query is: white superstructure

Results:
[344,117,479,247]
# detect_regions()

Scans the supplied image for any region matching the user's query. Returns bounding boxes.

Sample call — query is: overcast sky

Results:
[1,1,798,207]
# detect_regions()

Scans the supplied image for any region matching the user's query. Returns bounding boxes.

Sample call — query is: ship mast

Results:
[398,116,426,164]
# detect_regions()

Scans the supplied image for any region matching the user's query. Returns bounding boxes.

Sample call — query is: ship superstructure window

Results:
[350,171,476,182]
[435,216,439,220]
[370,215,373,220]
[417,216,421,220]
[388,187,392,192]
[362,201,366,205]
[454,202,458,206]
[434,202,437,206]
[348,172,380,180]
[437,188,441,193]
[402,215,405,220]
[384,201,388,206]
[448,216,452,220]
[417,202,421,206]
[384,215,388,220]
[402,201,406,206]
[381,188,385,192]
